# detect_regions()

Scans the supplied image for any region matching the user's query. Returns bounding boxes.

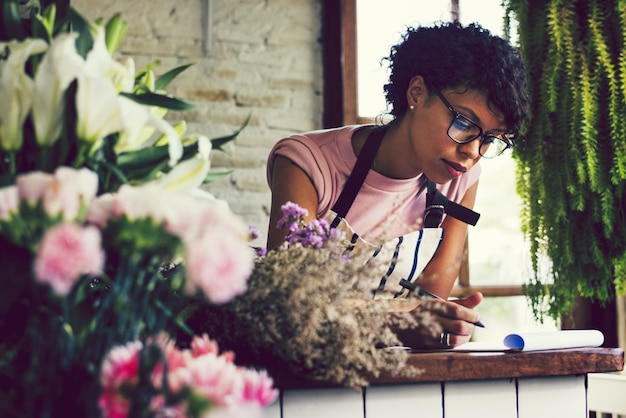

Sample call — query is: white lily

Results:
[0,39,48,151]
[84,25,134,93]
[157,136,212,191]
[76,25,182,165]
[150,113,183,166]
[76,73,182,165]
[75,71,125,149]
[31,33,85,146]
[188,187,232,212]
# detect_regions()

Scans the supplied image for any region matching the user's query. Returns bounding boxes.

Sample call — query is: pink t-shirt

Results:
[267,125,481,243]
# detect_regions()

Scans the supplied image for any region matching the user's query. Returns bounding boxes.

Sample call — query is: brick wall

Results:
[72,0,324,246]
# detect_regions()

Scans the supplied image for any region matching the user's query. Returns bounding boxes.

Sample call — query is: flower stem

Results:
[9,152,16,175]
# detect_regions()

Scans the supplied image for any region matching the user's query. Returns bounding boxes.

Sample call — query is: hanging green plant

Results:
[504,0,626,321]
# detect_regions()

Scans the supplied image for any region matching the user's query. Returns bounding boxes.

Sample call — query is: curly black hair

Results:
[383,21,529,135]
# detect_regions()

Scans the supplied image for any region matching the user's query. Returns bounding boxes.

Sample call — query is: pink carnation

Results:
[191,334,235,362]
[151,339,190,393]
[238,369,278,407]
[16,171,54,204]
[16,167,98,221]
[99,336,276,418]
[0,186,18,220]
[86,193,115,227]
[104,184,205,240]
[99,341,143,418]
[33,223,105,296]
[45,167,99,220]
[190,333,221,357]
[184,227,254,304]
[109,184,193,227]
[185,354,241,407]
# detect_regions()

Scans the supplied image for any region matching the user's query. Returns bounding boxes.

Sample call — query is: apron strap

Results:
[425,178,480,226]
[330,125,480,228]
[330,126,387,227]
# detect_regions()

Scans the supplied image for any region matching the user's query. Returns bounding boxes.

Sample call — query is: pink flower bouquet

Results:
[0,167,273,417]
[0,5,269,418]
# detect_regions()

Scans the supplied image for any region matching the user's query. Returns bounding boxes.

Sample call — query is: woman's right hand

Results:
[393,292,484,349]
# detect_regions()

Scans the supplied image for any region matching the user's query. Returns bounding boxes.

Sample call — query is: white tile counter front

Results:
[261,348,624,418]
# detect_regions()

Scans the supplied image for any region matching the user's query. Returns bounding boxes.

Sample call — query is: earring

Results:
[409,105,415,110]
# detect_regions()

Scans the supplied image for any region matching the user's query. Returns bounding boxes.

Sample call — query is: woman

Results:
[266,22,529,348]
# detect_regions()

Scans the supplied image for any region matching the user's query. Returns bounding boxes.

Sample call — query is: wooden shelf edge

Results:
[372,347,625,384]
[270,347,624,389]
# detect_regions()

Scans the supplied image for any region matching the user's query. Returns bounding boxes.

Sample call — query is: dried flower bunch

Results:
[185,203,437,389]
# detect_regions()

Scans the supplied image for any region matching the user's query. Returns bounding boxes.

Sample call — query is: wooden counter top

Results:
[271,347,624,389]
[373,347,624,384]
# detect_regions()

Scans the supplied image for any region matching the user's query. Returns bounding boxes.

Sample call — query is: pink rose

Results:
[33,223,105,296]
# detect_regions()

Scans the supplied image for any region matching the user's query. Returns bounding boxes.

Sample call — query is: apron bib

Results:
[326,126,480,299]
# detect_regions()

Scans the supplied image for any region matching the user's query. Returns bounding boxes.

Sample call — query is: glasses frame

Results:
[431,87,514,158]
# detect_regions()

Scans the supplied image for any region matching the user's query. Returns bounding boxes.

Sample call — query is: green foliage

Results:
[505,0,626,321]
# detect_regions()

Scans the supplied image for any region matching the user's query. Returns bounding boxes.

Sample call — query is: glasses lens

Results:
[448,115,481,143]
[480,135,510,158]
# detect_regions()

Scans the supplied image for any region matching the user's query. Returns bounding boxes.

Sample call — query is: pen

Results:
[400,279,486,328]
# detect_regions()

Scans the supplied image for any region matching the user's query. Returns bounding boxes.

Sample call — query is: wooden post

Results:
[562,293,619,348]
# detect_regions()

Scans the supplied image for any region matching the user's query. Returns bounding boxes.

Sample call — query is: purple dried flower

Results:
[276,202,308,231]
[248,225,261,240]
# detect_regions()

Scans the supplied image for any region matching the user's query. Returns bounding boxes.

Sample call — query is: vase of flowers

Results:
[0,3,276,417]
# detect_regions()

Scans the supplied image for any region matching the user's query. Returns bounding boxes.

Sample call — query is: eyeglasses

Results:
[432,88,514,159]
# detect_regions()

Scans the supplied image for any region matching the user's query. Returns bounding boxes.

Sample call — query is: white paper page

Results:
[385,329,605,352]
[502,329,604,351]
[452,329,604,352]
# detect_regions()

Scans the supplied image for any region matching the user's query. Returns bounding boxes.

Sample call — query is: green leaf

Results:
[117,145,170,169]
[68,7,93,58]
[1,0,25,41]
[120,92,194,111]
[135,61,161,83]
[210,113,251,149]
[204,170,233,183]
[33,4,55,41]
[155,63,194,91]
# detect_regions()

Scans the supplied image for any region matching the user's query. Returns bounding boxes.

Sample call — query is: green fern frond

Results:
[615,251,626,295]
[600,187,616,237]
[579,62,602,191]
[545,1,566,112]
[509,0,626,322]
